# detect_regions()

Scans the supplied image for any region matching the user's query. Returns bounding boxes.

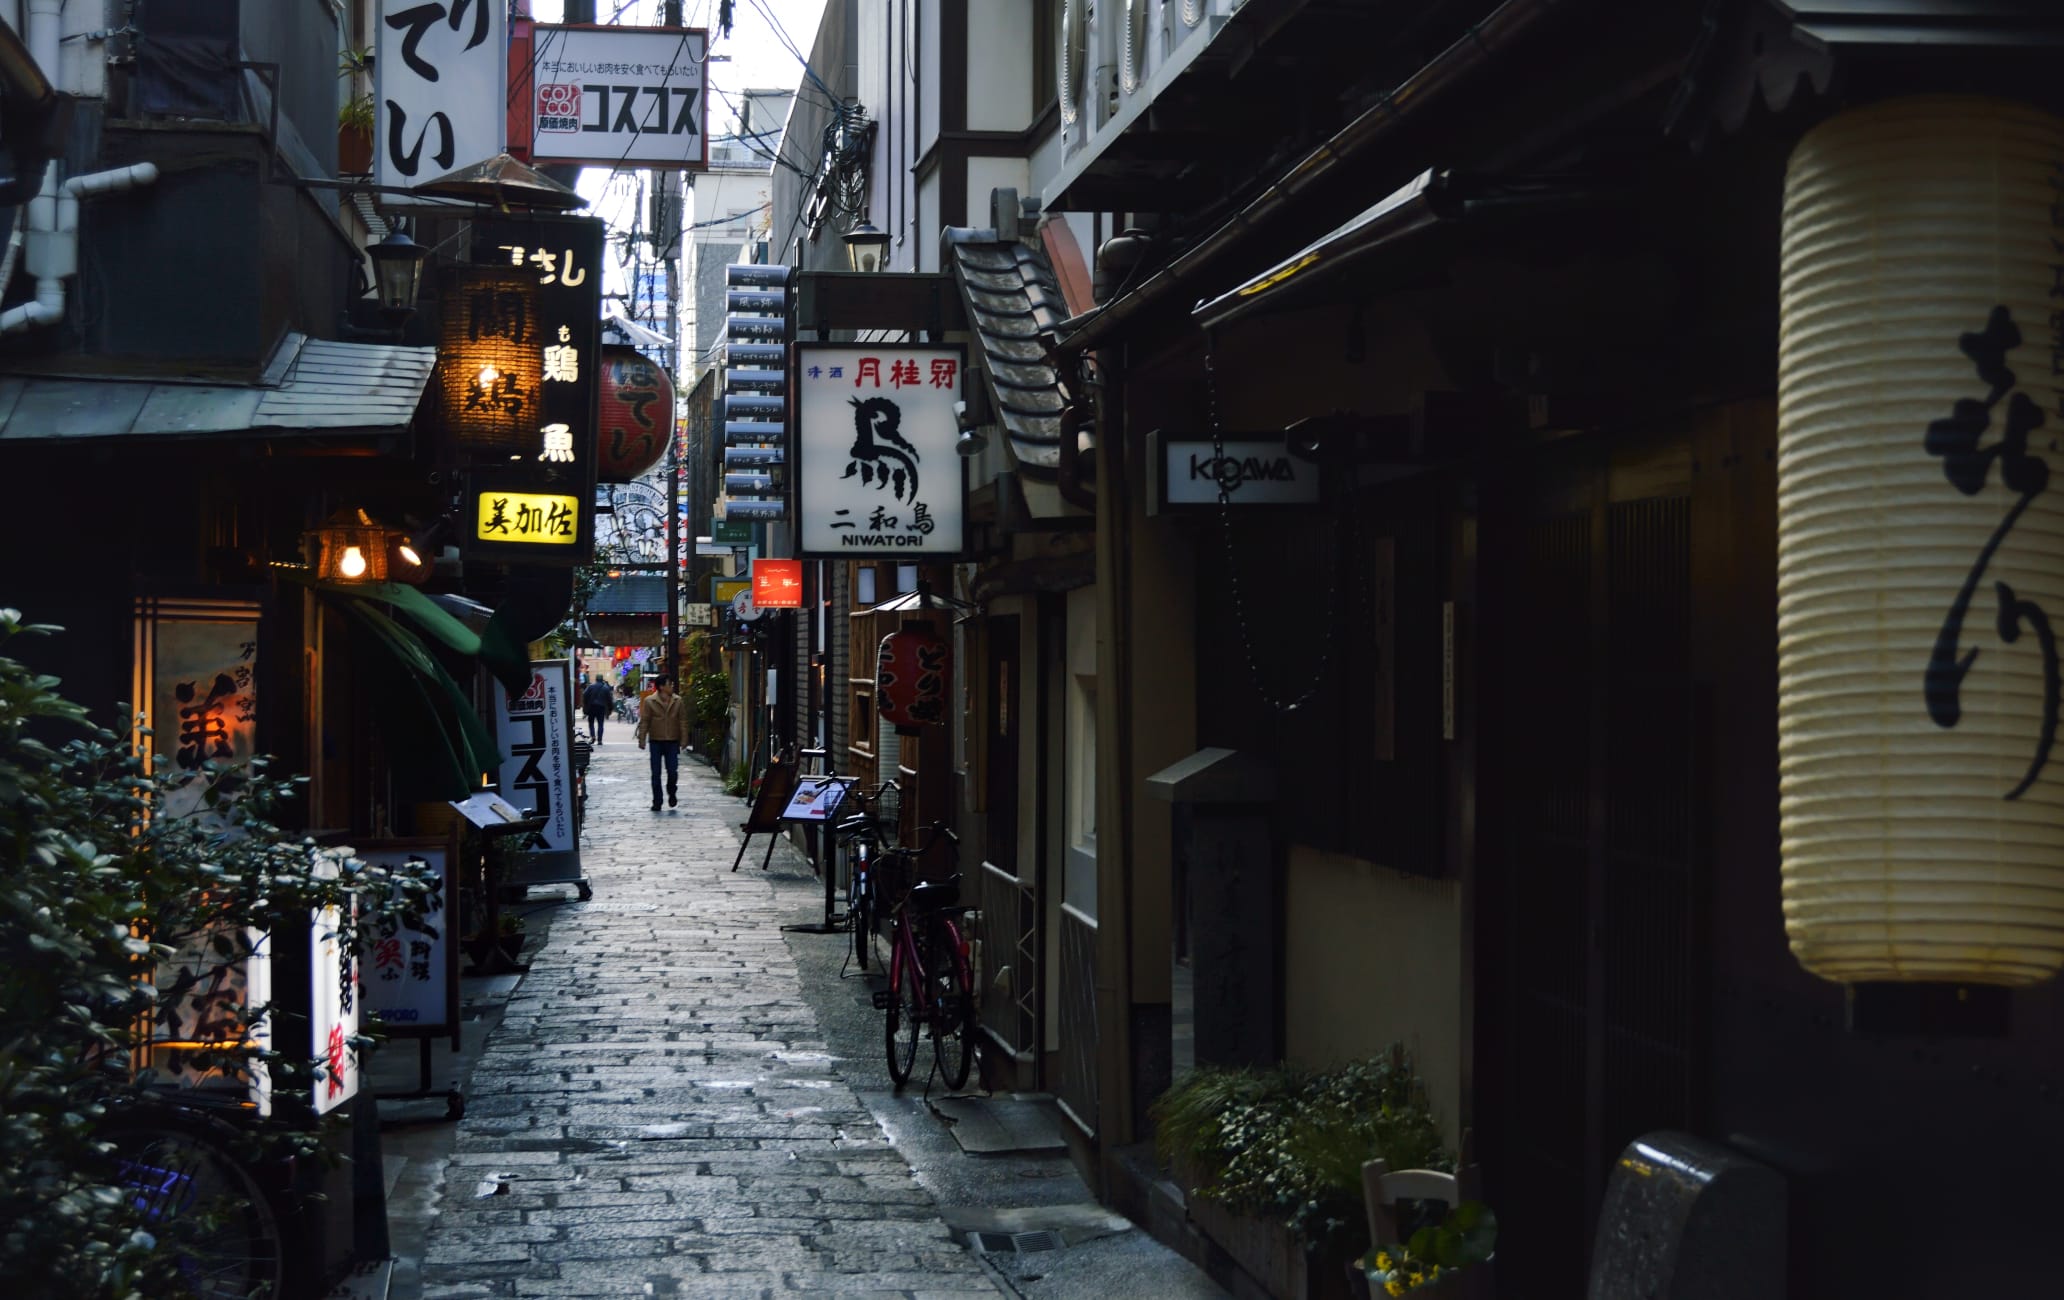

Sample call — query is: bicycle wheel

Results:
[929,923,977,1090]
[849,850,872,969]
[884,935,922,1087]
[103,1116,285,1299]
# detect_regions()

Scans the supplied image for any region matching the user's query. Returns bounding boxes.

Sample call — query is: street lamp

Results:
[367,225,431,321]
[842,218,889,275]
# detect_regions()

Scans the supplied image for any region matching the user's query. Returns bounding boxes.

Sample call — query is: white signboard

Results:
[377,0,508,191]
[151,925,272,1117]
[309,852,360,1116]
[796,344,965,558]
[531,25,709,168]
[683,602,715,626]
[782,774,854,822]
[359,842,456,1039]
[494,661,577,854]
[1155,434,1322,509]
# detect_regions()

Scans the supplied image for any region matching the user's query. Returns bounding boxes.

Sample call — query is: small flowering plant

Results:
[1362,1200,1497,1295]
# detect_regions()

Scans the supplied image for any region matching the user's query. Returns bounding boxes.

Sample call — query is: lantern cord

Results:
[1204,336,1340,715]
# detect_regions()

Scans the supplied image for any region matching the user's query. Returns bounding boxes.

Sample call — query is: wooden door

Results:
[1479,444,1703,1297]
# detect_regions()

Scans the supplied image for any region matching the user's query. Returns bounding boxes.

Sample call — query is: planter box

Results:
[1184,1187,1356,1300]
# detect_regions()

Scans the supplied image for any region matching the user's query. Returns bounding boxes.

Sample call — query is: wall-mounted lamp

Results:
[843,218,889,274]
[954,389,989,457]
[368,223,431,321]
[309,508,390,584]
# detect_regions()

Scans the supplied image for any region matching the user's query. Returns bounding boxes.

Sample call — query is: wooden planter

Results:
[1176,1160,1357,1300]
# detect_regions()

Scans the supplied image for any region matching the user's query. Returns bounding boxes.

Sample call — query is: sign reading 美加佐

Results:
[795,344,965,558]
[530,25,708,169]
[476,491,580,545]
[376,0,507,192]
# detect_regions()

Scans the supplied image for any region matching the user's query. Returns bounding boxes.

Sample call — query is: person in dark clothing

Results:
[581,673,613,744]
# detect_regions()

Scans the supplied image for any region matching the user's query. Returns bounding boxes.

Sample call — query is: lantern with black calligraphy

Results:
[437,265,544,458]
[877,624,951,734]
[596,344,675,483]
[1777,96,2064,988]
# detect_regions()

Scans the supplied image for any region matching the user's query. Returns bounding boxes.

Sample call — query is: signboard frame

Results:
[781,773,855,823]
[376,0,508,194]
[358,832,463,1047]
[493,659,584,888]
[1147,429,1325,515]
[793,342,967,560]
[528,24,710,169]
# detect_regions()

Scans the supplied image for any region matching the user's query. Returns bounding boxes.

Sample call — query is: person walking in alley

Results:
[636,675,687,811]
[582,673,613,744]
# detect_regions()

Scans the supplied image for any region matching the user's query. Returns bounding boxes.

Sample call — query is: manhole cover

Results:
[967,1229,1065,1254]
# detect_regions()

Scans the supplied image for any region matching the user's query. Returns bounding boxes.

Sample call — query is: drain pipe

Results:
[0,160,159,334]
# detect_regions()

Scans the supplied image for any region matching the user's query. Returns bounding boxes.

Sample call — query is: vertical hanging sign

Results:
[376,0,508,192]
[794,343,966,557]
[493,661,581,883]
[721,264,790,522]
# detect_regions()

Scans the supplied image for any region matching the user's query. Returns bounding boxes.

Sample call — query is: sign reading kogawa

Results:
[376,0,507,191]
[530,25,708,169]
[796,344,965,558]
[1150,431,1322,512]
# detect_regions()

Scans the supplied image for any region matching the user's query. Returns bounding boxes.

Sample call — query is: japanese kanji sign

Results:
[795,344,965,558]
[476,491,581,545]
[530,25,708,169]
[377,0,507,192]
[309,850,360,1115]
[359,839,458,1042]
[753,558,804,609]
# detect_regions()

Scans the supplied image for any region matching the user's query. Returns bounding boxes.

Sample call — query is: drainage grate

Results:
[967,1229,1065,1254]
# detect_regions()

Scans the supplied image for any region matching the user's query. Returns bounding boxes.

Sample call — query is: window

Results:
[856,566,877,606]
[1033,0,1060,113]
[896,563,917,594]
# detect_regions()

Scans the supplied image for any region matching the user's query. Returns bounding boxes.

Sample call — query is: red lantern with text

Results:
[877,624,950,734]
[596,345,675,483]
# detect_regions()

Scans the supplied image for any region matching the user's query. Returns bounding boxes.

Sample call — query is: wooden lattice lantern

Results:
[309,507,389,583]
[877,624,950,734]
[438,265,544,458]
[1777,95,2064,987]
[597,344,675,483]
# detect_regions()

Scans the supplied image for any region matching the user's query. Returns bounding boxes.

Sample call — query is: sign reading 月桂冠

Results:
[795,344,965,558]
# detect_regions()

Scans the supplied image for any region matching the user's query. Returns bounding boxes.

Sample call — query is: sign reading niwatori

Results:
[795,344,965,558]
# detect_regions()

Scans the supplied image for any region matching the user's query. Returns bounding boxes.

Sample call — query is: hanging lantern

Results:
[437,265,544,458]
[386,531,433,586]
[877,623,951,734]
[308,508,389,584]
[1777,96,2064,987]
[596,344,676,483]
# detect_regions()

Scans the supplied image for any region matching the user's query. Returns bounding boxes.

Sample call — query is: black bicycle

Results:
[833,779,899,970]
[99,1091,295,1299]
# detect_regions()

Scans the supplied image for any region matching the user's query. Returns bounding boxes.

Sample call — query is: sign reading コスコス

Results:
[795,344,965,558]
[529,25,708,169]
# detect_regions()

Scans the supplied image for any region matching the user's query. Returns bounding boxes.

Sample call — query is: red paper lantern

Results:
[877,625,951,733]
[596,344,676,483]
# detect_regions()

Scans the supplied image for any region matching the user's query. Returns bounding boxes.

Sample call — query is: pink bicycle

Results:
[872,822,976,1090]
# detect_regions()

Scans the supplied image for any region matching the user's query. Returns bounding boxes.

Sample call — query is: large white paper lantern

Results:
[1778,96,2064,986]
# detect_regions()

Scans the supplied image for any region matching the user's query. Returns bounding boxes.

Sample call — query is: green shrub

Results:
[723,759,749,797]
[0,610,438,1298]
[1151,1047,1452,1257]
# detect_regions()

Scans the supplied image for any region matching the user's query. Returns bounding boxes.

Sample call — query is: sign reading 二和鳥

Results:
[795,344,965,558]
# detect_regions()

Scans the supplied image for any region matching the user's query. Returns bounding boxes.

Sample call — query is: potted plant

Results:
[1152,1048,1487,1300]
[338,47,374,174]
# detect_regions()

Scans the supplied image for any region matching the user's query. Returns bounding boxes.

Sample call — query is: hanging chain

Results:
[1205,341,1340,714]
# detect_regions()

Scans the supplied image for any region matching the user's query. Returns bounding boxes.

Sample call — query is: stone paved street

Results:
[412,740,1006,1298]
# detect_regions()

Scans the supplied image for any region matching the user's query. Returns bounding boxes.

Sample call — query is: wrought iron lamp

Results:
[842,218,889,274]
[367,224,431,321]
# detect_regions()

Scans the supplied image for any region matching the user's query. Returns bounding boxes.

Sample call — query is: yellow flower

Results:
[1429,1266,1442,1279]
[1375,1252,1394,1272]
[1384,1283,1405,1298]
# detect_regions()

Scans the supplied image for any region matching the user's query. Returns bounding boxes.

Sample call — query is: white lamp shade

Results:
[1778,96,2064,986]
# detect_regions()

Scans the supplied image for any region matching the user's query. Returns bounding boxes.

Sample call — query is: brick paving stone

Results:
[419,746,1002,1298]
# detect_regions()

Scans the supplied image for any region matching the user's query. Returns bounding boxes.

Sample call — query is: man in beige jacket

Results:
[635,675,688,811]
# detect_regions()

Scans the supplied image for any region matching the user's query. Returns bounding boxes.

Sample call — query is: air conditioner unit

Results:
[1059,0,1090,138]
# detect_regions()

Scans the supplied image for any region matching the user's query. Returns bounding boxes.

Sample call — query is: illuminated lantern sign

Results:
[752,558,803,609]
[877,624,950,733]
[475,490,580,545]
[460,215,604,563]
[437,266,543,456]
[597,344,675,483]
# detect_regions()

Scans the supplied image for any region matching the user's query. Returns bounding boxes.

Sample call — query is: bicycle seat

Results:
[907,874,963,913]
[835,814,876,836]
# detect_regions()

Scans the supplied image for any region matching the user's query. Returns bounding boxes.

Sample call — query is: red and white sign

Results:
[529,25,709,169]
[753,559,804,609]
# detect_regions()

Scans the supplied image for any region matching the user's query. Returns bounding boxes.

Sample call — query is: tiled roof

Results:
[942,227,1069,477]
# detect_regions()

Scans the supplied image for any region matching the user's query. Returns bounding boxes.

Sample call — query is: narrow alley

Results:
[379,741,1221,1300]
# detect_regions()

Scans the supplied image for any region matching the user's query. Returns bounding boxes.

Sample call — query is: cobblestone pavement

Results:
[415,740,1005,1299]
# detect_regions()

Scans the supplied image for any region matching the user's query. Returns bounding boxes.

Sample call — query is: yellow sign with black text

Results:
[476,492,579,545]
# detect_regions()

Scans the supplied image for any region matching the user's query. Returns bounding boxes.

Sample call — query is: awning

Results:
[1192,170,1453,331]
[0,331,436,442]
[602,308,673,352]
